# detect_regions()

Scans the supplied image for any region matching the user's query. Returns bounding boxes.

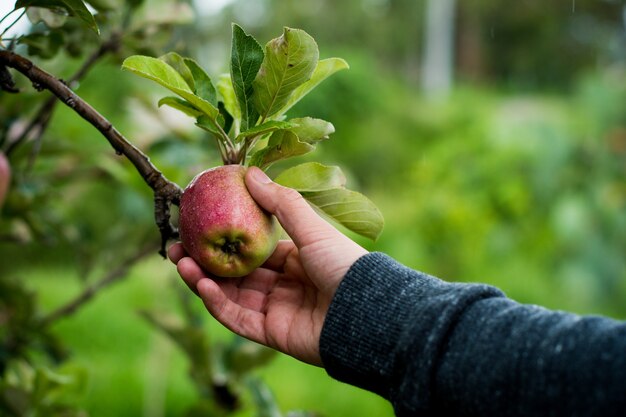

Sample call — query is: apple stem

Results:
[213,136,229,164]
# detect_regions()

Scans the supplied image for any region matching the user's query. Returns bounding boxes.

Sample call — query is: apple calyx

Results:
[220,239,241,255]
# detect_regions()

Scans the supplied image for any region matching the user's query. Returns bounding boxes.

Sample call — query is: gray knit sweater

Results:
[319,252,626,416]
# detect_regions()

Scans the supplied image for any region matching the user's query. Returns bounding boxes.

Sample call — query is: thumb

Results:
[245,166,339,249]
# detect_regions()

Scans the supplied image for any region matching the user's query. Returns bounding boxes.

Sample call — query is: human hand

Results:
[168,167,368,366]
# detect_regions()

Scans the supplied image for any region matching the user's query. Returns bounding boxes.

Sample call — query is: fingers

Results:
[176,256,206,294]
[168,235,276,347]
[196,278,267,345]
[261,240,296,271]
[167,242,186,264]
[245,167,341,249]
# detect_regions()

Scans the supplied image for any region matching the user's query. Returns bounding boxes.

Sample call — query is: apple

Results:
[178,164,280,278]
[0,152,10,211]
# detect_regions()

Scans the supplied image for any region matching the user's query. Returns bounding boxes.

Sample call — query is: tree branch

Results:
[0,50,182,255]
[39,242,158,327]
[5,32,122,157]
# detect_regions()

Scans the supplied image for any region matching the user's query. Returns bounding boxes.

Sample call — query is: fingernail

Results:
[249,167,272,184]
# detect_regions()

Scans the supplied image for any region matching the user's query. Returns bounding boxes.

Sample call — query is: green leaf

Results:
[289,117,334,143]
[19,31,64,59]
[230,23,264,131]
[249,131,314,169]
[274,162,346,191]
[159,52,195,90]
[246,378,283,417]
[131,2,192,27]
[235,120,294,143]
[157,96,203,118]
[225,337,276,376]
[196,114,225,136]
[184,58,218,107]
[301,188,384,241]
[85,0,120,11]
[217,73,241,124]
[33,366,74,403]
[122,55,191,92]
[218,101,234,134]
[252,27,319,120]
[285,412,319,417]
[273,163,384,240]
[26,7,67,28]
[122,55,220,121]
[277,57,349,117]
[15,0,99,33]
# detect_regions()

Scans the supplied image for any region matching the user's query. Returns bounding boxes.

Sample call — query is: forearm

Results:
[320,252,626,417]
[433,296,626,416]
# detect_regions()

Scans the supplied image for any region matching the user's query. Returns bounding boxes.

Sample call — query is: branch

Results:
[5,32,122,157]
[0,50,182,255]
[39,242,158,327]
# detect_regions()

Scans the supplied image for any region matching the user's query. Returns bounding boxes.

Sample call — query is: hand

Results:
[168,167,368,366]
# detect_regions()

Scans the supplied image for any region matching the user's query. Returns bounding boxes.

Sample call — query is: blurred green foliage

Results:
[1,0,625,416]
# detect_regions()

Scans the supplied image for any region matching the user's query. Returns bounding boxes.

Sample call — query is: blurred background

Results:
[1,0,625,416]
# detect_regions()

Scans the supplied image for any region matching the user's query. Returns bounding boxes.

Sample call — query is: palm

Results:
[171,241,332,365]
[261,263,327,366]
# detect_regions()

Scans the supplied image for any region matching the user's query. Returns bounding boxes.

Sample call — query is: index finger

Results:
[168,242,187,264]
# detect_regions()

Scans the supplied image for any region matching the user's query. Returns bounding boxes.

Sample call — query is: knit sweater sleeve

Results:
[319,252,626,417]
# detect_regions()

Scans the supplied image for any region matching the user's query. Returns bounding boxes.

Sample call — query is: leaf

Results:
[246,378,283,417]
[218,101,234,134]
[301,188,384,241]
[274,162,346,191]
[184,58,218,106]
[15,0,99,33]
[235,120,294,143]
[84,0,120,11]
[26,7,68,28]
[230,23,264,131]
[289,117,334,143]
[122,55,191,93]
[132,2,192,27]
[225,337,276,376]
[252,27,319,120]
[273,163,384,240]
[277,57,349,117]
[217,73,241,124]
[33,366,74,403]
[122,55,220,121]
[249,131,314,169]
[196,114,225,136]
[285,412,320,417]
[159,52,195,90]
[19,32,64,59]
[157,96,203,118]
